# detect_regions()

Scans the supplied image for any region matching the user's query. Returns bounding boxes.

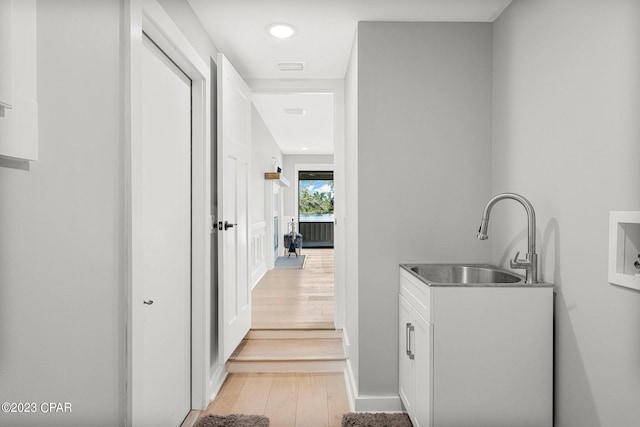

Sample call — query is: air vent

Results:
[276,61,305,72]
[284,108,306,115]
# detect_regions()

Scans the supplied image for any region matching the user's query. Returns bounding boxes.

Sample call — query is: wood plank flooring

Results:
[200,373,350,427]
[230,338,345,361]
[252,248,335,329]
[226,333,347,373]
[197,249,351,426]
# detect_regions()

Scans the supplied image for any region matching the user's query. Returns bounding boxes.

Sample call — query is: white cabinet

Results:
[400,294,432,427]
[398,295,414,413]
[399,268,553,427]
[399,272,433,427]
[0,0,12,109]
[0,0,38,161]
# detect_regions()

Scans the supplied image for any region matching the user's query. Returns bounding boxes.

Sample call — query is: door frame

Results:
[124,0,211,424]
[249,82,345,331]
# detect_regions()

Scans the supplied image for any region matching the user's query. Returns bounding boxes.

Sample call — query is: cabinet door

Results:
[399,295,415,414]
[413,311,432,427]
[0,0,11,109]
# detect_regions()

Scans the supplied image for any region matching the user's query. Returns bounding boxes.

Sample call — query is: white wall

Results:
[353,22,493,404]
[251,106,283,224]
[0,1,223,425]
[250,106,282,278]
[0,1,123,425]
[492,1,640,425]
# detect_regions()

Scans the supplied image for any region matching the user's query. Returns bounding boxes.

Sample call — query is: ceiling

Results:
[188,0,513,154]
[252,92,335,155]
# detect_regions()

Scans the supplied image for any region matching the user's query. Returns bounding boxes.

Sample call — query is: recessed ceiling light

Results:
[301,147,309,151]
[268,23,297,39]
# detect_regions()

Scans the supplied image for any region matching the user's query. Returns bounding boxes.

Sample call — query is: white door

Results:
[140,35,191,426]
[414,312,432,427]
[399,295,415,415]
[217,54,252,361]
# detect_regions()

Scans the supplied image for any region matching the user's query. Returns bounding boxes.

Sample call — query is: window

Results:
[298,171,334,223]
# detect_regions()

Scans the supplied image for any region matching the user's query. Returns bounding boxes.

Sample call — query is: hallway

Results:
[199,248,350,426]
[252,248,335,330]
[227,247,343,372]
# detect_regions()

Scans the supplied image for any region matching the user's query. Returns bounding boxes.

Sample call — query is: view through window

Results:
[298,171,334,247]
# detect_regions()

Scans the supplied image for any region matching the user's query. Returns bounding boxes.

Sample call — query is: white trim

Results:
[354,395,404,413]
[343,368,356,413]
[251,221,268,288]
[125,0,211,424]
[344,350,403,413]
[208,364,228,403]
[608,211,640,291]
[341,327,350,359]
[342,328,355,412]
[344,357,358,411]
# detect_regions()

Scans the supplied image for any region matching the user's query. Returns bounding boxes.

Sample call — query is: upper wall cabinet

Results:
[0,0,38,161]
[0,0,12,110]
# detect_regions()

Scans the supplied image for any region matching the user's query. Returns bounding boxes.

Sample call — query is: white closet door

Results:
[139,34,191,426]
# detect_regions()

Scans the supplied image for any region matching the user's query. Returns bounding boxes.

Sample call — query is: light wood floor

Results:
[200,373,349,427]
[230,338,344,362]
[198,249,350,426]
[252,248,335,329]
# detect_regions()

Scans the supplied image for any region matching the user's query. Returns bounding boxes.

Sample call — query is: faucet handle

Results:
[510,251,532,269]
[510,251,522,268]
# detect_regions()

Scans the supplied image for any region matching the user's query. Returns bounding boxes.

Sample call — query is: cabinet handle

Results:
[406,323,415,360]
[405,323,410,356]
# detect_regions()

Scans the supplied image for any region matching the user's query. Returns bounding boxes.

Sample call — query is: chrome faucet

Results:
[477,193,538,284]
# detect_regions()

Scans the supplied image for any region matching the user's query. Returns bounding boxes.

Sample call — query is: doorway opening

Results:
[251,160,337,330]
[298,170,334,248]
[205,85,346,420]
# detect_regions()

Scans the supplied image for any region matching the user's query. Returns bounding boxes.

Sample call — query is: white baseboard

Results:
[353,395,404,412]
[207,364,228,404]
[180,410,201,427]
[341,328,350,359]
[344,361,357,412]
[344,354,404,413]
[251,264,267,290]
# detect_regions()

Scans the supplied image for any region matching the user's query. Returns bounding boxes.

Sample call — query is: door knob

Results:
[224,221,237,230]
[143,300,154,305]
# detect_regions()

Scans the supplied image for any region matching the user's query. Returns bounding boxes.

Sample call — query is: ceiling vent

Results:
[284,108,306,115]
[276,61,305,72]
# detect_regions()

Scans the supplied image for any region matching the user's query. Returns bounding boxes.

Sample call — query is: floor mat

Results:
[274,255,306,269]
